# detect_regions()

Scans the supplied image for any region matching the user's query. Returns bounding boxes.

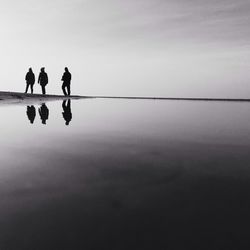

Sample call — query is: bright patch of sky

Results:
[0,0,250,97]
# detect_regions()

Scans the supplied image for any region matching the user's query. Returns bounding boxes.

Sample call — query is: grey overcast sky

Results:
[1,0,250,97]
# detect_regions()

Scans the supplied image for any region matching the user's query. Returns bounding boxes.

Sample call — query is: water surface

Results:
[0,99,250,249]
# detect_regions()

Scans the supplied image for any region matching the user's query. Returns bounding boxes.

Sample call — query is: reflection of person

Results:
[38,67,48,95]
[26,105,36,124]
[25,68,35,94]
[62,99,72,125]
[61,67,71,96]
[39,103,49,124]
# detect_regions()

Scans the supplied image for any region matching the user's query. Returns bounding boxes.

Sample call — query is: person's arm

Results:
[38,74,40,84]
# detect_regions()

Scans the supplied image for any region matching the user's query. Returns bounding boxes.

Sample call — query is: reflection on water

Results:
[26,100,72,126]
[62,99,72,125]
[38,103,49,125]
[3,99,250,249]
[26,105,36,124]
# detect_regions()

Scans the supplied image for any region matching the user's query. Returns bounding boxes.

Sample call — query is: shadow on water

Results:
[26,99,73,125]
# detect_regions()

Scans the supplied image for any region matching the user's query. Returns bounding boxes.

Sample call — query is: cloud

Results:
[1,0,250,49]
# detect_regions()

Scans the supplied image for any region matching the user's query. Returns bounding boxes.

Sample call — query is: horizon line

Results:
[88,95,250,102]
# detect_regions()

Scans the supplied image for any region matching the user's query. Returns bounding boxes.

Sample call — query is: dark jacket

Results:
[62,72,71,84]
[38,72,48,86]
[25,72,35,84]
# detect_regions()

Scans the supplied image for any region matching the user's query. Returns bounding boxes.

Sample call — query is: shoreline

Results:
[90,95,250,102]
[0,91,250,105]
[0,91,86,105]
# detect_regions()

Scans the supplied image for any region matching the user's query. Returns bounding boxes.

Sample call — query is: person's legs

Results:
[62,84,67,96]
[25,83,29,93]
[42,85,46,95]
[31,84,34,94]
[67,84,71,96]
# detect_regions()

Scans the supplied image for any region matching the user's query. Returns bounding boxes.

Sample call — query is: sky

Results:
[1,0,250,97]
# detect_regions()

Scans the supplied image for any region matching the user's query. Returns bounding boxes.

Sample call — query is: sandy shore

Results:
[0,91,85,105]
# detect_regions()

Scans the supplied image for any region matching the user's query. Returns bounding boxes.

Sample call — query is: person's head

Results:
[41,67,45,72]
[65,67,69,72]
[29,67,32,72]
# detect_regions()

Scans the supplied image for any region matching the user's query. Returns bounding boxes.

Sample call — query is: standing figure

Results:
[61,67,71,96]
[26,105,36,124]
[38,67,48,95]
[25,68,35,94]
[39,103,49,124]
[62,99,72,125]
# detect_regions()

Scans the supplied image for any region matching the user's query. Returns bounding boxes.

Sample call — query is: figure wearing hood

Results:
[38,67,48,95]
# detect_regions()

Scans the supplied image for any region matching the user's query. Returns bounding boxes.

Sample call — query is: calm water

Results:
[0,99,250,249]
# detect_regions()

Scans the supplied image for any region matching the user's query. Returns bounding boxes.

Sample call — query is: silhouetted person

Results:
[25,68,35,94]
[62,99,72,125]
[26,105,36,124]
[39,103,49,124]
[38,67,48,95]
[61,67,71,96]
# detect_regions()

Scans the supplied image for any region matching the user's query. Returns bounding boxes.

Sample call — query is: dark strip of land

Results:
[1,91,250,104]
[90,95,250,102]
[0,91,84,105]
[0,91,82,100]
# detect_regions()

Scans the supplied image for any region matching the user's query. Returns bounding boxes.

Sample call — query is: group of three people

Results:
[25,67,72,96]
